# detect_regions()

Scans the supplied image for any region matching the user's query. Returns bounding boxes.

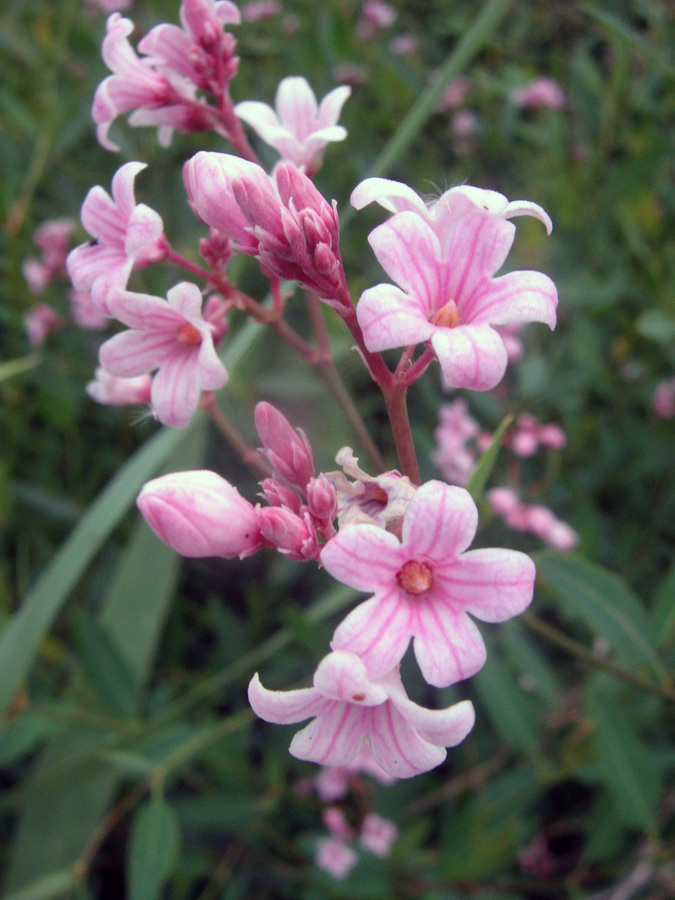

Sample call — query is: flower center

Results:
[177,322,203,346]
[396,559,433,596]
[429,299,460,328]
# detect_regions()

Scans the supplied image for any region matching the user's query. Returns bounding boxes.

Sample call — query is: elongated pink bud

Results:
[254,402,314,489]
[137,470,261,558]
[257,506,318,560]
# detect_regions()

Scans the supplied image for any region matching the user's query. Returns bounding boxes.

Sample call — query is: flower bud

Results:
[260,477,303,514]
[307,475,337,520]
[257,506,317,560]
[137,470,261,558]
[254,402,314,489]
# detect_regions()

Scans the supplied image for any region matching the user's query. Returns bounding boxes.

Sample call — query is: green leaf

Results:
[127,797,181,900]
[0,317,263,721]
[1,870,77,900]
[473,652,539,753]
[581,5,675,81]
[536,553,671,688]
[650,557,675,647]
[72,611,140,719]
[467,415,513,502]
[499,621,562,707]
[0,354,40,382]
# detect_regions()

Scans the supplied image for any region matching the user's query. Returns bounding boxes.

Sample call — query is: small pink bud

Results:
[359,813,397,857]
[137,470,262,558]
[487,487,521,516]
[323,808,355,841]
[260,477,303,514]
[254,402,314,489]
[539,424,567,449]
[257,506,317,560]
[307,475,337,520]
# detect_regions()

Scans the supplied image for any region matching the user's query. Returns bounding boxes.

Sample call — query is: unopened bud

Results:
[307,475,337,520]
[137,470,261,558]
[254,402,314,489]
[257,506,317,560]
[260,477,303,514]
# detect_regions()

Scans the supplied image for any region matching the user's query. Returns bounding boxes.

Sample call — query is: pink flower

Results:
[389,34,419,57]
[359,813,397,857]
[241,1,281,22]
[249,649,475,777]
[86,367,152,406]
[67,162,166,314]
[357,0,396,40]
[23,218,76,293]
[92,14,202,152]
[356,211,557,391]
[323,807,355,841]
[510,77,566,111]
[432,399,479,486]
[99,282,228,428]
[652,377,675,419]
[510,414,566,457]
[137,470,262,557]
[487,489,579,553]
[86,0,132,13]
[313,745,395,801]
[436,76,471,112]
[184,154,348,304]
[315,837,358,880]
[24,304,62,347]
[321,481,535,687]
[235,76,351,174]
[351,178,553,238]
[69,290,108,330]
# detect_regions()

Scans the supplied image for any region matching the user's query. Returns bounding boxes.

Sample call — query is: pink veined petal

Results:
[320,524,403,591]
[100,329,178,377]
[313,652,388,706]
[91,257,135,314]
[248,673,325,724]
[303,124,348,145]
[111,161,147,221]
[80,186,125,243]
[368,212,445,302]
[166,282,204,320]
[137,24,195,79]
[387,691,475,747]
[125,204,164,258]
[357,283,435,352]
[234,100,284,144]
[368,703,446,778]
[290,702,368,766]
[67,243,127,294]
[438,548,535,622]
[214,0,241,25]
[151,351,201,428]
[330,592,412,680]
[432,325,508,392]
[275,76,318,141]
[413,600,487,686]
[465,270,558,329]
[197,337,228,390]
[350,177,428,216]
[503,200,552,235]
[317,85,352,127]
[443,213,515,303]
[402,481,478,559]
[106,288,185,332]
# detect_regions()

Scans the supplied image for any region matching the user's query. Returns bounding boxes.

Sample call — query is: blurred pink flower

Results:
[99,282,227,428]
[69,290,108,330]
[137,469,262,557]
[23,218,76,294]
[86,367,152,406]
[652,377,675,418]
[487,488,579,552]
[315,837,358,880]
[24,304,62,347]
[249,649,475,777]
[356,211,557,391]
[357,0,396,40]
[510,77,566,111]
[510,414,567,457]
[436,76,471,112]
[241,1,281,21]
[86,0,132,13]
[432,399,479,486]
[313,745,395,802]
[322,481,535,686]
[359,813,397,857]
[67,162,166,314]
[389,34,419,58]
[235,76,351,174]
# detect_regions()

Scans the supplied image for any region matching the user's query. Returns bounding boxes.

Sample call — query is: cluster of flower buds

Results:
[22,219,75,294]
[316,806,397,880]
[488,487,579,552]
[509,76,567,112]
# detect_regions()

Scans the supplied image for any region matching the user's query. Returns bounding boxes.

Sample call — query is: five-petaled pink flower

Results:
[356,211,558,390]
[321,481,535,687]
[249,649,475,778]
[67,162,166,315]
[235,76,351,175]
[99,281,228,428]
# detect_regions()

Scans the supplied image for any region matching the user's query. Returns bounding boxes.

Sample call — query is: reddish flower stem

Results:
[403,347,437,386]
[201,393,272,478]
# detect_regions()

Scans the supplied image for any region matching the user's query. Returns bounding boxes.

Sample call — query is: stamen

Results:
[396,559,433,596]
[177,322,203,346]
[429,300,460,328]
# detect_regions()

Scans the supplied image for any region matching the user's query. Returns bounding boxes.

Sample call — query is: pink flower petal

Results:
[80,186,124,242]
[357,283,435,351]
[150,351,201,428]
[166,282,204,320]
[234,100,284,144]
[432,324,508,391]
[248,674,325,723]
[197,338,228,390]
[402,481,478,559]
[111,161,148,221]
[275,76,318,140]
[368,704,446,778]
[320,524,403,591]
[387,691,475,747]
[413,600,487,685]
[313,651,388,706]
[107,288,185,331]
[100,329,177,376]
[330,592,411,679]
[438,548,535,622]
[350,177,427,216]
[465,270,558,329]
[368,212,444,302]
[125,203,164,258]
[290,703,368,766]
[317,85,351,129]
[444,214,515,302]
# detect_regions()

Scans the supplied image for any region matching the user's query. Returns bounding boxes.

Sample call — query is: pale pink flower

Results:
[510,414,566,457]
[86,0,132,13]
[359,813,397,857]
[69,290,108,330]
[184,154,348,304]
[324,447,416,529]
[495,323,525,363]
[323,807,355,841]
[351,178,553,238]
[652,377,675,419]
[67,162,166,315]
[332,64,368,86]
[487,489,579,553]
[235,76,351,174]
[241,1,281,22]
[22,260,53,295]
[432,399,479,487]
[24,304,62,347]
[137,469,262,557]
[92,14,203,152]
[451,109,478,139]
[250,650,475,777]
[313,745,395,802]
[357,0,396,40]
[436,76,471,112]
[356,211,557,391]
[86,367,152,406]
[510,77,566,111]
[389,35,419,58]
[23,218,76,293]
[321,481,535,687]
[99,282,228,428]
[315,837,358,880]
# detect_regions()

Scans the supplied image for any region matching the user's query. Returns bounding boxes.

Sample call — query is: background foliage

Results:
[1,0,675,898]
